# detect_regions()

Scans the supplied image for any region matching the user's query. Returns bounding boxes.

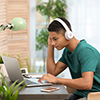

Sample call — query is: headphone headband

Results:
[54,18,71,32]
[54,18,73,40]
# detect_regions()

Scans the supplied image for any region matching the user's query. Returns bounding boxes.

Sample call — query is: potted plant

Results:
[0,72,26,100]
[36,28,49,72]
[36,0,67,72]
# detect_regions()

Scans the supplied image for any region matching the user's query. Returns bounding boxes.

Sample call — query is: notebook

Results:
[1,55,53,87]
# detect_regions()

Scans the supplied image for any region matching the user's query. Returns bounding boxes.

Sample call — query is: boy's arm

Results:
[47,36,68,76]
[38,71,94,90]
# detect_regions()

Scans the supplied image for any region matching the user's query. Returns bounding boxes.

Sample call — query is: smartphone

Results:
[41,87,60,92]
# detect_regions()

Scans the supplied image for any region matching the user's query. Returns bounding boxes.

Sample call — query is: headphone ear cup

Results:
[54,18,74,40]
[65,31,73,40]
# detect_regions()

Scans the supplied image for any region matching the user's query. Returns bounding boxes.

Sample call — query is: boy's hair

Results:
[47,17,72,34]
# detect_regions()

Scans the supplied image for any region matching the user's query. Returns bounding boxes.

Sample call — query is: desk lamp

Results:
[0,17,27,32]
[0,17,27,73]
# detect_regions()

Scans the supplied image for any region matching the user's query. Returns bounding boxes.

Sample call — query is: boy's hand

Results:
[48,36,52,45]
[38,73,58,83]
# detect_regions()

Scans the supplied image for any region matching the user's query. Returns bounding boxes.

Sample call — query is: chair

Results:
[66,87,100,100]
[87,92,100,100]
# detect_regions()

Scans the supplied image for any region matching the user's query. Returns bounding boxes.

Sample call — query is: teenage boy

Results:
[38,17,100,100]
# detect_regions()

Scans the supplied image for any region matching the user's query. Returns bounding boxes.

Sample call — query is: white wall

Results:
[67,0,100,51]
[62,0,100,78]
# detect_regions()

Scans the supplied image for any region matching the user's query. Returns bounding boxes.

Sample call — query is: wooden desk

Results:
[7,77,69,100]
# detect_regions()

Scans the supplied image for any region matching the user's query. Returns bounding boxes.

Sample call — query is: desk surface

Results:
[7,76,69,100]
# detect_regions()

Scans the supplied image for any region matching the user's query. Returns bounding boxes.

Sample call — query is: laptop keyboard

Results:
[25,80,38,84]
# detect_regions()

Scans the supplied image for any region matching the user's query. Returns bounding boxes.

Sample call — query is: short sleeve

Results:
[78,48,98,73]
[59,49,68,65]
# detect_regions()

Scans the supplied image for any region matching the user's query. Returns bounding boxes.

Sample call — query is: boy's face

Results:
[49,31,69,50]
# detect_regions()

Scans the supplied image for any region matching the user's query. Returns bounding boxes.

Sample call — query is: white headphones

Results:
[54,18,73,40]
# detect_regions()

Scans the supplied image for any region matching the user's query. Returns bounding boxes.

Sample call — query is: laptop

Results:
[1,55,53,87]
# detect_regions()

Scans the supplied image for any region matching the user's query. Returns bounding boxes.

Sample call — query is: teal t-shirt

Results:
[59,39,100,98]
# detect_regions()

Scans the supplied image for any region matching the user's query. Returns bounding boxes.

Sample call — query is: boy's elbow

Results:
[85,83,92,90]
[86,86,92,90]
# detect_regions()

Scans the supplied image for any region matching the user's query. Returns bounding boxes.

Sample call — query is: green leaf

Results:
[0,86,5,97]
[6,89,12,100]
[11,79,26,94]
[16,55,23,68]
[0,72,8,89]
[0,72,26,100]
[36,27,49,51]
[36,0,67,20]
[12,90,19,100]
[9,80,18,94]
[18,84,27,93]
[0,55,3,63]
